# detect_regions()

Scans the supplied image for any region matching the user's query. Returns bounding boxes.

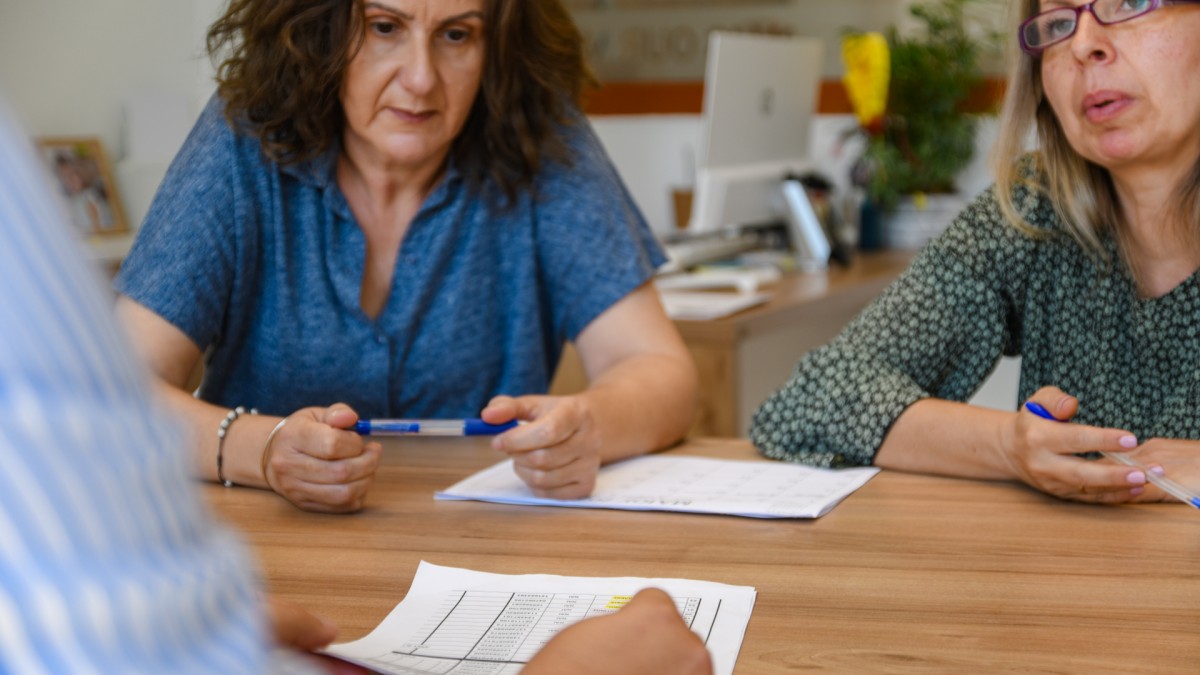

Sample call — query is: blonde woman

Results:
[753,0,1200,503]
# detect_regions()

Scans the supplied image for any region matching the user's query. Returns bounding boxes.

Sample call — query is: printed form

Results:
[437,455,879,518]
[325,562,756,675]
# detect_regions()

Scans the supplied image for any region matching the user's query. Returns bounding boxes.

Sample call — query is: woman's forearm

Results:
[874,398,1018,480]
[580,351,698,463]
[156,380,279,489]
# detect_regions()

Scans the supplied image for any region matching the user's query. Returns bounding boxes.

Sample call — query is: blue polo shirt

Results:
[116,96,664,418]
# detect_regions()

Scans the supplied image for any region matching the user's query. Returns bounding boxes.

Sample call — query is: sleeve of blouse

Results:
[532,116,667,342]
[113,96,254,351]
[750,187,1039,467]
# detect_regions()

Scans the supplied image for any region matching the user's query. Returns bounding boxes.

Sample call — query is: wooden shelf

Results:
[583,78,1005,116]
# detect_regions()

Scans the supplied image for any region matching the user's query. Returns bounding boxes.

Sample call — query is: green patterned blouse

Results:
[750,183,1200,468]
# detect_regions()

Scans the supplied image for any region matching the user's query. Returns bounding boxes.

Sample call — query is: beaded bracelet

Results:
[216,406,257,488]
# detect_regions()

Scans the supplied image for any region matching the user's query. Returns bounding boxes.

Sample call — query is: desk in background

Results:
[207,437,1200,673]
[552,251,914,437]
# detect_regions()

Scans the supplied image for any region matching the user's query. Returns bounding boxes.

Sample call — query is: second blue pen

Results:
[354,418,518,437]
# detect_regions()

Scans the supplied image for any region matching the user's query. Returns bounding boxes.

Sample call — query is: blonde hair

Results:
[990,0,1200,271]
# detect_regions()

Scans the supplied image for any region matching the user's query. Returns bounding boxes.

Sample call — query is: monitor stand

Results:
[780,177,830,271]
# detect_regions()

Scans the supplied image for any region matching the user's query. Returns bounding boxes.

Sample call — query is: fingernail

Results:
[1125,471,1145,486]
[1150,466,1165,476]
[1119,435,1138,449]
[1130,486,1144,496]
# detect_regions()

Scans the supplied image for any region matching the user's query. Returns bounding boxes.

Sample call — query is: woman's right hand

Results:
[262,404,382,513]
[1004,386,1146,503]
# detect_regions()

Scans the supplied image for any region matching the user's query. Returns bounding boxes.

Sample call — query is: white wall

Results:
[588,115,703,233]
[0,1,218,154]
[0,1,225,229]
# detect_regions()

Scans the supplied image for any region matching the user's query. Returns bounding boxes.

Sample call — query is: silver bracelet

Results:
[216,406,257,487]
[260,417,289,493]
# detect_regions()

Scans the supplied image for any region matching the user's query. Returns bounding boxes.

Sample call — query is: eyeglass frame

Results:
[1018,0,1200,56]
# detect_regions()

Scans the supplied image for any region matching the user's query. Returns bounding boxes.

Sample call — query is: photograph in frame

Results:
[36,136,128,236]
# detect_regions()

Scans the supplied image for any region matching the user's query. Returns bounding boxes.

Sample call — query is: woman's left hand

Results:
[482,394,602,499]
[1123,438,1200,503]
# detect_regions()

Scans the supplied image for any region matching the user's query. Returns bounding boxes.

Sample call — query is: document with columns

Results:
[326,562,756,675]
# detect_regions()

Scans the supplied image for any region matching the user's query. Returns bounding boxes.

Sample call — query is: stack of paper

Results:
[436,455,879,519]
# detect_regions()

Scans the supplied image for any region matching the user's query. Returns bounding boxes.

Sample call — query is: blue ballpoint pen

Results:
[354,418,518,437]
[1024,401,1200,509]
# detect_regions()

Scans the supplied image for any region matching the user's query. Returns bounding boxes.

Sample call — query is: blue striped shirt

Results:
[0,99,276,672]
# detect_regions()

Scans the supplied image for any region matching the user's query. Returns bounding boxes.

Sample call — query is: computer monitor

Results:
[688,32,827,264]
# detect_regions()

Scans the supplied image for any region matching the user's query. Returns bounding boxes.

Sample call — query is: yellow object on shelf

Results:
[841,32,890,132]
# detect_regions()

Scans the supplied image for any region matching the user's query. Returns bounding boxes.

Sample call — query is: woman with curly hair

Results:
[116,0,696,513]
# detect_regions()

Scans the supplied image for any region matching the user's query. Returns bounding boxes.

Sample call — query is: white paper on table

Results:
[325,561,756,675]
[436,455,879,519]
[658,290,770,320]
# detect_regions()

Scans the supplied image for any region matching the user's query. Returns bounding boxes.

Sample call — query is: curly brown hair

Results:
[207,0,594,201]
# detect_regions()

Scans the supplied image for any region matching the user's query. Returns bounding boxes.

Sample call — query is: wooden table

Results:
[551,251,915,437]
[207,437,1200,673]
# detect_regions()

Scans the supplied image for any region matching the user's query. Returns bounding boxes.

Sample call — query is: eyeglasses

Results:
[1019,0,1200,55]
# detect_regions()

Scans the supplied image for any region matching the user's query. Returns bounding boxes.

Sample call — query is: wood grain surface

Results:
[206,437,1200,673]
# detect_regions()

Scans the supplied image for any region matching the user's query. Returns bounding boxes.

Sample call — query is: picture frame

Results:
[36,136,129,237]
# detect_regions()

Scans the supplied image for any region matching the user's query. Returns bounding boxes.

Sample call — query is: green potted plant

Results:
[847,0,998,248]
